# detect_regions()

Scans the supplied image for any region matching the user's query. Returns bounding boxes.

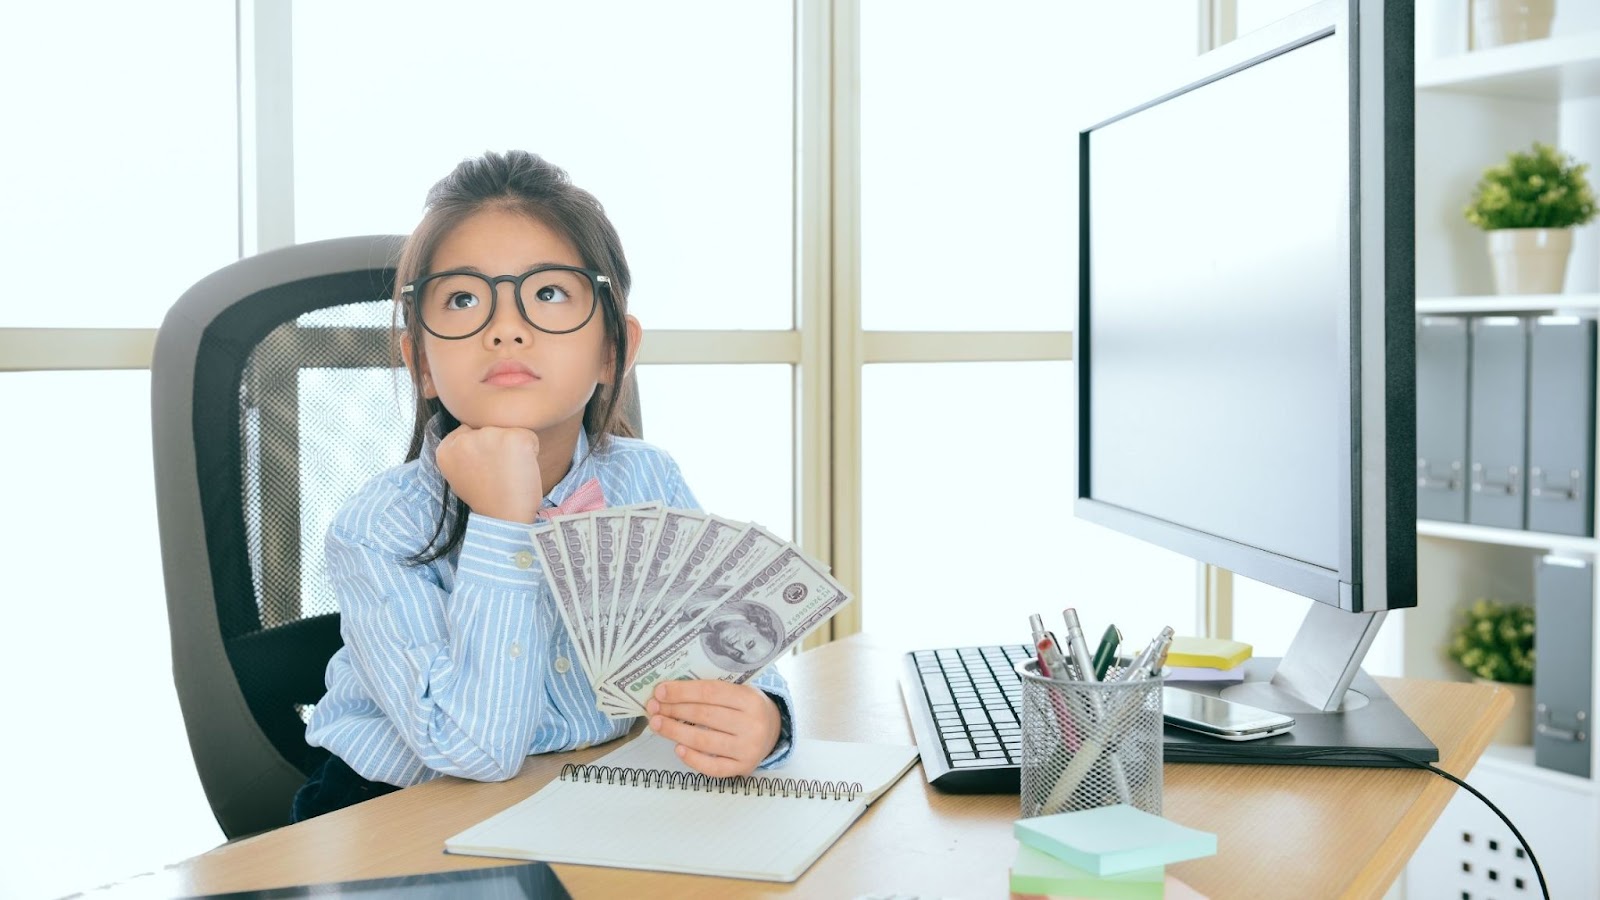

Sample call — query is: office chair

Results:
[151,235,642,838]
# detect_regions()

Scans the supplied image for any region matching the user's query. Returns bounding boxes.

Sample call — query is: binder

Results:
[1526,316,1596,537]
[1416,316,1470,522]
[1534,556,1592,779]
[1467,317,1528,529]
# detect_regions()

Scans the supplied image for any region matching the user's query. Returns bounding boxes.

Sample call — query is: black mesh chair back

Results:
[153,235,642,838]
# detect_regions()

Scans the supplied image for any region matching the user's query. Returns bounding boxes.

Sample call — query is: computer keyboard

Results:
[897,644,1033,792]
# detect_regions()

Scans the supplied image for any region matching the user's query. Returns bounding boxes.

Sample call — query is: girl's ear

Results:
[401,334,437,399]
[601,314,644,385]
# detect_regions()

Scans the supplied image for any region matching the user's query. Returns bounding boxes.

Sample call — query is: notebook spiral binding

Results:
[558,763,865,801]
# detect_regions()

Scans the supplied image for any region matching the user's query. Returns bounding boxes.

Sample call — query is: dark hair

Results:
[396,150,637,565]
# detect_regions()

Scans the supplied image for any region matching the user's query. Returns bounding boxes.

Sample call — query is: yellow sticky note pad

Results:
[1166,637,1252,670]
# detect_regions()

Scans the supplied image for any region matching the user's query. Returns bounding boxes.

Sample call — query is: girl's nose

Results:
[483,282,533,346]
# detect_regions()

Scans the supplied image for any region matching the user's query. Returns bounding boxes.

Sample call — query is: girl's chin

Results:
[455,411,585,434]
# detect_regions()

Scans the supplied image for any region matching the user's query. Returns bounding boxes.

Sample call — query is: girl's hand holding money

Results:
[436,424,544,523]
[646,680,782,778]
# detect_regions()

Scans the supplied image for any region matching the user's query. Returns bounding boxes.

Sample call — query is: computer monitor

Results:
[1076,0,1425,750]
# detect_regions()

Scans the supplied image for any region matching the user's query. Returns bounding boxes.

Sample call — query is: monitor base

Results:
[1163,658,1439,767]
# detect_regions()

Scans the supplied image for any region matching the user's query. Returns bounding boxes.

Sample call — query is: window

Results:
[856,0,1203,646]
[0,3,236,328]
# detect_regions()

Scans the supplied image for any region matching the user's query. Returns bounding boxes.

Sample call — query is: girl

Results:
[293,150,793,822]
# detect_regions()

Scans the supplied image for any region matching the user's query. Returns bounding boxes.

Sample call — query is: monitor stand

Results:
[1163,604,1439,767]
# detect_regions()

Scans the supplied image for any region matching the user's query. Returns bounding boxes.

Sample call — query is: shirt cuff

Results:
[453,513,544,590]
[756,689,795,769]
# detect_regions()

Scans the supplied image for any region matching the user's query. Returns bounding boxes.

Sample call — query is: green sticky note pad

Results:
[1165,636,1252,670]
[1014,805,1217,876]
[1009,844,1164,899]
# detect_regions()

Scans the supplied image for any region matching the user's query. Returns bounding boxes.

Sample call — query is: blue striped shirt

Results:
[306,420,795,787]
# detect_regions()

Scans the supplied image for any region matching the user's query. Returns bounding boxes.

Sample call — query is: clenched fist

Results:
[435,424,543,523]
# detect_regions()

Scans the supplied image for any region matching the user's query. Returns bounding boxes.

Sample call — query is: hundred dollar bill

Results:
[590,509,625,672]
[610,507,662,671]
[613,510,712,663]
[630,524,786,657]
[620,515,747,665]
[608,546,853,710]
[530,522,599,686]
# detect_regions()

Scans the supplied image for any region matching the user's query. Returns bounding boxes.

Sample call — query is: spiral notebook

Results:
[445,733,919,882]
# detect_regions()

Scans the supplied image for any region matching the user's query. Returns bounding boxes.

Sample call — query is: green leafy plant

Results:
[1448,599,1534,685]
[1464,142,1598,230]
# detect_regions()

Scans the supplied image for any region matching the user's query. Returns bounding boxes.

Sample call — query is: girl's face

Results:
[406,206,633,436]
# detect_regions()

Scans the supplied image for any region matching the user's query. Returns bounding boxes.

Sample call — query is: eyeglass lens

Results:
[417,269,596,337]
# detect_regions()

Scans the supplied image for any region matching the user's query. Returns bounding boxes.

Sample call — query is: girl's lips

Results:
[482,360,539,386]
[484,371,538,387]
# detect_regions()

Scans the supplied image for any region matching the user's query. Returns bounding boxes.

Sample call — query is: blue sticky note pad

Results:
[1013,805,1217,876]
[1009,844,1164,899]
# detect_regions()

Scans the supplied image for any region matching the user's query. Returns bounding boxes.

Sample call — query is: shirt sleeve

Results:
[324,505,555,782]
[749,664,796,768]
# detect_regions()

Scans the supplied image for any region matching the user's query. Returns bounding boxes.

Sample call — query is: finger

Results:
[650,701,742,735]
[654,679,756,711]
[650,714,741,758]
[675,742,754,779]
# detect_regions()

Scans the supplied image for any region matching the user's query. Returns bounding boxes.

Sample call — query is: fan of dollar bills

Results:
[529,504,854,718]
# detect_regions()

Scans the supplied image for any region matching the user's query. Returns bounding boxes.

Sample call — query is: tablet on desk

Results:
[178,862,568,899]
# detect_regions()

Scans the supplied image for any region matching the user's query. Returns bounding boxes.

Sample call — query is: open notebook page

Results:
[445,734,918,882]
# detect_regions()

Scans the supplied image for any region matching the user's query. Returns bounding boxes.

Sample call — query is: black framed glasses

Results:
[400,265,610,339]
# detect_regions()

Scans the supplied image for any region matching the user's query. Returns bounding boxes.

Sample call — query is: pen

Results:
[1033,635,1082,751]
[1060,608,1097,683]
[1035,635,1071,683]
[1091,624,1122,681]
[1115,626,1175,683]
[1029,614,1051,662]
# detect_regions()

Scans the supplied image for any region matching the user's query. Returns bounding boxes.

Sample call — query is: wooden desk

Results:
[108,634,1507,899]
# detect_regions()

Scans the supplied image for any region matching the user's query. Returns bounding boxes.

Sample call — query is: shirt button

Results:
[513,550,534,569]
[509,642,523,659]
[554,656,572,674]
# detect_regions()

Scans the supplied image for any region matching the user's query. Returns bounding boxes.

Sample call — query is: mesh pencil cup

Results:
[1015,659,1163,818]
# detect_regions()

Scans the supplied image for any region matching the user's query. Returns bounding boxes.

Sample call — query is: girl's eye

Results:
[444,292,480,311]
[533,284,571,304]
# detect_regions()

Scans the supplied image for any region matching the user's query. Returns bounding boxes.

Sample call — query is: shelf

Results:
[1417,519,1599,554]
[1417,293,1600,315]
[1477,744,1597,794]
[1417,31,1600,101]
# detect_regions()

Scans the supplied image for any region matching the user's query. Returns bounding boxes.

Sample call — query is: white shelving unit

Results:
[1404,4,1600,897]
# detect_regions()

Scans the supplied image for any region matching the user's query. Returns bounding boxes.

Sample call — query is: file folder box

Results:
[1526,316,1596,537]
[1467,317,1528,529]
[1534,555,1592,779]
[1417,316,1470,522]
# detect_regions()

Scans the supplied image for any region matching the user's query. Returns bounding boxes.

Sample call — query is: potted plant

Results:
[1464,142,1598,295]
[1448,598,1535,744]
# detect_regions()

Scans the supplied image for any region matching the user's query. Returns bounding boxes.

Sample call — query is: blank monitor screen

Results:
[1083,32,1358,600]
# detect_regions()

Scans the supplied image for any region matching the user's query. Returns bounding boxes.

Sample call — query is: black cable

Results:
[1169,745,1550,899]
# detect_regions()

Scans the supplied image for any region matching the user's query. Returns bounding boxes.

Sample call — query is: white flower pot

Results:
[1472,0,1555,50]
[1475,678,1534,745]
[1487,227,1572,295]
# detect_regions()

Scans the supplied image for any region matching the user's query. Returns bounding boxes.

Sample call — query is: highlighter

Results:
[1091,624,1122,681]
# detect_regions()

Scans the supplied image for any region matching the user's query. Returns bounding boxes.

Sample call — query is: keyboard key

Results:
[945,739,973,753]
[921,680,954,706]
[960,709,989,726]
[977,750,1008,760]
[952,758,998,767]
[948,751,976,761]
